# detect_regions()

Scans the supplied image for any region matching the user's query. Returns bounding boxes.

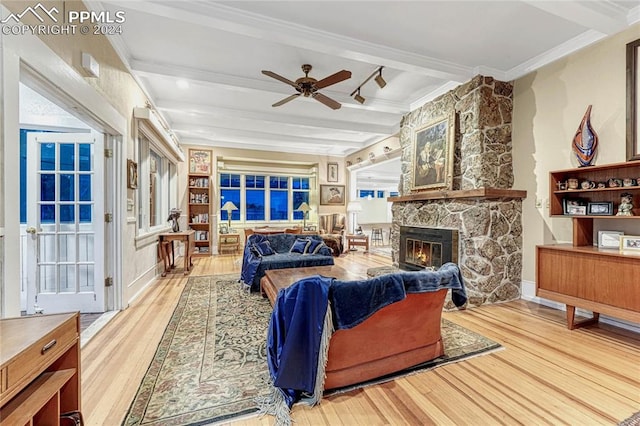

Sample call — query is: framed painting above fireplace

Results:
[411,111,456,191]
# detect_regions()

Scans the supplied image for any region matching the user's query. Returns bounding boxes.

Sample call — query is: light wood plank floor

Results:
[81,251,640,425]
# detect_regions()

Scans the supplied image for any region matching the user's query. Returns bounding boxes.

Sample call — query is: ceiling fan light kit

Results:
[262,64,351,109]
[350,66,386,104]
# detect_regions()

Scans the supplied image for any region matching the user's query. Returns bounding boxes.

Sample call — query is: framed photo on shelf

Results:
[598,230,623,248]
[563,198,586,215]
[127,159,138,189]
[587,201,614,216]
[327,162,339,182]
[219,224,229,234]
[620,235,640,252]
[320,184,345,205]
[189,149,212,174]
[411,111,455,191]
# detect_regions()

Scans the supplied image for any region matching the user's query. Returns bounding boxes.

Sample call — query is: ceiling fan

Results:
[262,64,351,110]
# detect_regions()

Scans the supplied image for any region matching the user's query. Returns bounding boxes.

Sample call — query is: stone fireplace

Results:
[390,76,526,308]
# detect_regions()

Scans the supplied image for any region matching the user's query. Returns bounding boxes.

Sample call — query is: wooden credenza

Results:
[536,245,640,329]
[0,312,81,425]
[536,161,640,329]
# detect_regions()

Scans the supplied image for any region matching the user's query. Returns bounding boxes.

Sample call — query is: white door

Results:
[25,132,105,314]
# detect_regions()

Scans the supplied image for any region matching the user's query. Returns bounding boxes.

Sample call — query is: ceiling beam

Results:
[107,1,472,81]
[155,100,396,135]
[523,1,630,35]
[179,136,354,156]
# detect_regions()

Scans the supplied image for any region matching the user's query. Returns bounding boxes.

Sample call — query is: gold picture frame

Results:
[411,111,455,191]
[320,184,345,206]
[627,38,640,161]
[189,149,212,175]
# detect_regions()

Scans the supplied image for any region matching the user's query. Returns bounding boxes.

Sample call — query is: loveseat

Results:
[240,233,334,292]
[260,263,467,422]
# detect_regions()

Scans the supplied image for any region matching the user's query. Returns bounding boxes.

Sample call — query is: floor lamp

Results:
[347,201,362,235]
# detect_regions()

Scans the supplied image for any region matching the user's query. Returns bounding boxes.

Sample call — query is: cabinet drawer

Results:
[1,316,77,404]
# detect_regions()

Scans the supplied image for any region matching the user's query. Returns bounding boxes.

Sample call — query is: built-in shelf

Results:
[388,187,527,203]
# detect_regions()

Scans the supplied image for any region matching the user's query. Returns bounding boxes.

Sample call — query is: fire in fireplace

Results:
[399,226,458,271]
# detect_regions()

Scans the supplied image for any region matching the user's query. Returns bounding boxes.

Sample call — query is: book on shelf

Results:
[189,177,209,188]
[189,192,209,204]
[191,213,209,224]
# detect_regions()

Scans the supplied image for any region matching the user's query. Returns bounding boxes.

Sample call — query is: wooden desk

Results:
[0,312,80,424]
[159,230,196,276]
[346,234,369,252]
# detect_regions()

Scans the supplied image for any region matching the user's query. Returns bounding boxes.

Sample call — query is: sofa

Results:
[240,233,335,292]
[261,263,467,419]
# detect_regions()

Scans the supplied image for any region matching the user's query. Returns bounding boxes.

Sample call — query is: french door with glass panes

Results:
[26,132,104,313]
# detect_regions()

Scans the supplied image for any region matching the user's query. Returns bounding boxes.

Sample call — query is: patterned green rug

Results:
[123,274,501,425]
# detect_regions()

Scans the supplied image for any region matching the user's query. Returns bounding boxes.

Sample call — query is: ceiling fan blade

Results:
[272,93,300,107]
[314,70,351,89]
[312,92,341,110]
[262,70,299,89]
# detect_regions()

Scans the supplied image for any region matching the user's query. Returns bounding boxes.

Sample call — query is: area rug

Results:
[123,274,501,426]
[620,412,640,426]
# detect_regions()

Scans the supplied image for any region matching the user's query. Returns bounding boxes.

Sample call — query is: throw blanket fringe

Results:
[256,385,292,426]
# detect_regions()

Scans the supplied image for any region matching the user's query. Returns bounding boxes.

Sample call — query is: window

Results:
[377,190,385,198]
[359,189,375,199]
[220,173,241,222]
[219,172,313,223]
[137,133,177,235]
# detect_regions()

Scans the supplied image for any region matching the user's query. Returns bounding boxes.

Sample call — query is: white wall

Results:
[513,23,640,292]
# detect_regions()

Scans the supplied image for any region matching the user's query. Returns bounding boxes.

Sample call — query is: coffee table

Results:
[260,265,361,306]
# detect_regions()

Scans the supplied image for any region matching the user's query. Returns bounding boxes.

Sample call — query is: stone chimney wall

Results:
[393,76,523,307]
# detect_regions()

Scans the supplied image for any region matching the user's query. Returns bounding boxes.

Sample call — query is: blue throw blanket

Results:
[239,234,267,288]
[259,264,468,425]
[331,262,467,329]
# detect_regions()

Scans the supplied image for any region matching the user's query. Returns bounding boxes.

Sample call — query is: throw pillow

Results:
[305,238,324,254]
[253,241,274,256]
[290,238,310,254]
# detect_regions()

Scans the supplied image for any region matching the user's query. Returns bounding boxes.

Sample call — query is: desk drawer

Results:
[2,316,77,403]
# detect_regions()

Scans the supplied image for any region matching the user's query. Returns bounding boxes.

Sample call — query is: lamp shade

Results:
[347,201,363,213]
[295,202,311,213]
[221,201,238,212]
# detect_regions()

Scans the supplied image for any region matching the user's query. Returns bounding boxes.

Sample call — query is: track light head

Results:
[354,89,365,104]
[374,68,386,88]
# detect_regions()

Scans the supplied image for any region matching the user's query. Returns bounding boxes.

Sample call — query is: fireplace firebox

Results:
[399,226,458,271]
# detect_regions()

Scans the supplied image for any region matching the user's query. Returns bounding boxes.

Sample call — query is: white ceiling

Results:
[92,0,639,159]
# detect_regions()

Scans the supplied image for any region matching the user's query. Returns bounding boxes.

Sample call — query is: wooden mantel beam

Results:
[388,187,527,203]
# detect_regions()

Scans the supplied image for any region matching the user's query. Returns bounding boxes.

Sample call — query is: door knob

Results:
[26,226,37,234]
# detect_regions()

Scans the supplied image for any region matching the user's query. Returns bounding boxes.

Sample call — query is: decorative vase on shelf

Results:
[572,105,598,167]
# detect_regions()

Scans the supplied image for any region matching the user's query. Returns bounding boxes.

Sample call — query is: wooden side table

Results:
[346,234,369,252]
[219,233,240,254]
[159,230,196,276]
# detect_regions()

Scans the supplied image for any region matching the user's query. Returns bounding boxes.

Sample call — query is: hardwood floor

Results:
[81,251,640,425]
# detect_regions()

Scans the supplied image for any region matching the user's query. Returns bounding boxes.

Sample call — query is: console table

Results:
[346,234,369,252]
[0,312,81,424]
[219,233,240,253]
[159,230,196,276]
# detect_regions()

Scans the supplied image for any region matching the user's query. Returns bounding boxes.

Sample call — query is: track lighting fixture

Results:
[374,68,386,88]
[350,66,386,104]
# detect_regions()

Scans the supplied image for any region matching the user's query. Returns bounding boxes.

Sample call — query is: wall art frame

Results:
[320,184,345,206]
[587,201,614,216]
[411,111,455,191]
[127,159,138,189]
[189,149,212,175]
[598,230,623,248]
[627,38,640,161]
[327,162,339,182]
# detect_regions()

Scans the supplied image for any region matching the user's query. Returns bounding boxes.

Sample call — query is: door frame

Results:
[1,24,126,317]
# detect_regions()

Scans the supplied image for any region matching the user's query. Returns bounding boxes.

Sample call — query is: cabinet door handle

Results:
[41,339,57,354]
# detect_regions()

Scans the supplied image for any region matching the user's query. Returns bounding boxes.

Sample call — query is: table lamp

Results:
[221,201,238,230]
[295,202,311,229]
[347,201,362,234]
